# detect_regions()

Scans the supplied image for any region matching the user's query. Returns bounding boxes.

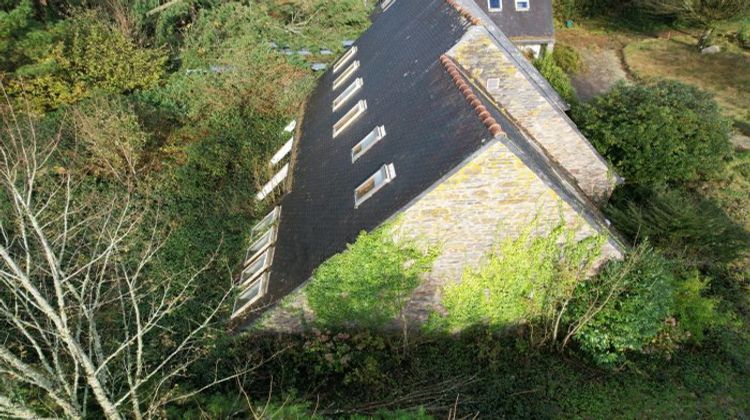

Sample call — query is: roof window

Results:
[515,0,530,11]
[270,136,293,167]
[251,206,280,239]
[333,60,359,90]
[255,163,289,201]
[244,225,278,266]
[283,120,296,132]
[354,163,396,208]
[238,247,274,287]
[333,46,358,74]
[351,126,386,162]
[333,100,367,138]
[333,78,363,111]
[488,0,502,11]
[381,0,396,11]
[231,272,269,319]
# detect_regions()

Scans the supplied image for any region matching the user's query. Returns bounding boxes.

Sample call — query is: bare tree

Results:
[0,93,234,418]
[635,0,750,48]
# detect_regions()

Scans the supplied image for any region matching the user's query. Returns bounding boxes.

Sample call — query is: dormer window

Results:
[333,60,359,90]
[515,0,529,11]
[354,163,396,208]
[488,0,501,11]
[333,46,358,73]
[333,78,363,111]
[333,100,367,138]
[351,126,386,162]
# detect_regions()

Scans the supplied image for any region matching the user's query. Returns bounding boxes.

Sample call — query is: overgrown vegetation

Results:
[307,225,437,329]
[533,52,577,104]
[574,80,733,187]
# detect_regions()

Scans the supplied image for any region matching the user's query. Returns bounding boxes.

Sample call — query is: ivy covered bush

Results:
[307,225,437,329]
[533,53,577,104]
[434,220,605,338]
[573,80,733,188]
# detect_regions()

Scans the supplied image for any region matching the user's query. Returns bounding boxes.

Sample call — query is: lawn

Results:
[624,35,750,126]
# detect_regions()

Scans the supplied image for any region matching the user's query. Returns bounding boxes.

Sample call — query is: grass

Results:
[624,35,750,126]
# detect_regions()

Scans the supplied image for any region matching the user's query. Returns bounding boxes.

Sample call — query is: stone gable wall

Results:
[448,26,617,202]
[391,139,623,326]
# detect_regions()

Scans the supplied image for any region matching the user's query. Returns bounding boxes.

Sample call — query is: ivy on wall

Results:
[430,220,605,334]
[306,223,438,329]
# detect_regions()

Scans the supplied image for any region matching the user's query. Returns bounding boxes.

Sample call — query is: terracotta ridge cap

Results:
[445,0,482,26]
[439,54,505,137]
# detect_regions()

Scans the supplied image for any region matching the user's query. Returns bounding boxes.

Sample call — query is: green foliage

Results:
[307,225,437,329]
[739,18,750,48]
[552,43,583,74]
[571,244,722,365]
[533,53,577,104]
[604,186,750,268]
[572,80,733,187]
[435,220,605,334]
[9,13,166,110]
[571,245,676,365]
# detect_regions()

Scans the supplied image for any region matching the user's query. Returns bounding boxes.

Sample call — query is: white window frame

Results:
[381,0,396,11]
[333,60,359,90]
[238,247,274,287]
[488,0,502,11]
[354,163,396,208]
[255,163,289,201]
[351,126,386,162]
[333,78,363,111]
[244,225,278,266]
[333,46,358,74]
[231,272,269,319]
[251,206,280,239]
[515,0,530,11]
[270,136,294,167]
[333,100,367,138]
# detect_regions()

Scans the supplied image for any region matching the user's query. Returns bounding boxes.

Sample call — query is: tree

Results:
[573,80,732,188]
[635,0,750,48]
[0,95,235,419]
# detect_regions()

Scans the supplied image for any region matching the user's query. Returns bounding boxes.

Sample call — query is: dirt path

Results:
[570,47,629,102]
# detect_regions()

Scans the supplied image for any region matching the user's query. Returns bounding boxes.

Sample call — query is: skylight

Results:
[333,60,359,90]
[238,247,274,287]
[333,78,363,111]
[351,126,386,162]
[231,272,269,319]
[244,225,278,266]
[488,0,502,11]
[333,100,367,138]
[381,0,396,11]
[515,0,530,11]
[251,206,280,239]
[255,163,290,201]
[333,46,358,74]
[354,163,396,208]
[270,136,293,167]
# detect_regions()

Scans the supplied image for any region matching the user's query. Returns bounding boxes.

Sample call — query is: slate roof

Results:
[234,0,613,326]
[471,0,554,43]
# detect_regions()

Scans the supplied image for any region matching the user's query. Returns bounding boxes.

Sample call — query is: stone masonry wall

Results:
[448,26,617,203]
[392,139,623,326]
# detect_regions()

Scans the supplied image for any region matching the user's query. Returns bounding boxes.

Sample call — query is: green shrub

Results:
[533,54,577,104]
[571,245,676,365]
[435,220,605,337]
[9,13,166,110]
[739,18,750,48]
[306,225,437,329]
[572,80,733,188]
[552,44,583,74]
[570,244,721,366]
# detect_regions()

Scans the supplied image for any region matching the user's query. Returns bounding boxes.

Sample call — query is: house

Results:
[232,0,623,331]
[473,0,555,57]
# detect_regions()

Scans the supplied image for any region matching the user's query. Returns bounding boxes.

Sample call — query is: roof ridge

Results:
[445,0,481,25]
[439,54,504,137]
